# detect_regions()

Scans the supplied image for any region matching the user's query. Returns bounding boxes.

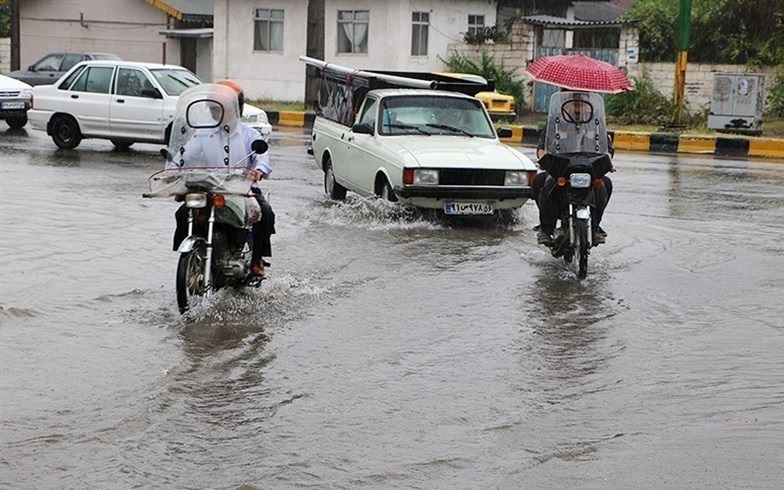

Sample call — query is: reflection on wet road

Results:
[2,127,783,489]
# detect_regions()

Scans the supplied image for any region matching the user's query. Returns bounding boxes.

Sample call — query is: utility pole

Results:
[10,0,20,70]
[672,0,692,126]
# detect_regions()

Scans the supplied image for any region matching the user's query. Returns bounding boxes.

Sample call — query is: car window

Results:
[58,65,86,89]
[33,54,64,72]
[61,54,85,72]
[70,66,114,94]
[150,68,202,96]
[358,98,377,127]
[94,54,122,60]
[116,68,151,97]
[379,95,495,138]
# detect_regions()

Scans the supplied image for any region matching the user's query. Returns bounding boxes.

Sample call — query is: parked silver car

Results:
[6,51,121,86]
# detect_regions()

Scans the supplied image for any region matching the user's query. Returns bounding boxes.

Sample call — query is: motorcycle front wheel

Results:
[576,219,590,279]
[176,244,207,314]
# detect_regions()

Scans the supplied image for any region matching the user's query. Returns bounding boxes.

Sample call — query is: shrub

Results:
[441,50,525,112]
[765,68,784,118]
[605,71,672,126]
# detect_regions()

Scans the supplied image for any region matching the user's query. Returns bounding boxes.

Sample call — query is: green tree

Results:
[623,0,784,65]
[0,1,10,38]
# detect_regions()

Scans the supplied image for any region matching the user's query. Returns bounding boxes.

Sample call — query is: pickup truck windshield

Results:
[378,95,495,138]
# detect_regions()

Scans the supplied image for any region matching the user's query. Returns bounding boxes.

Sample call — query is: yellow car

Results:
[434,72,517,120]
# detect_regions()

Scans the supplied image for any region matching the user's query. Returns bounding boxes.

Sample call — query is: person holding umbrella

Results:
[524,55,633,246]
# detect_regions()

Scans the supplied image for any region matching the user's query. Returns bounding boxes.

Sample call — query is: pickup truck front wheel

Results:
[376,176,398,202]
[324,156,347,200]
[51,115,82,150]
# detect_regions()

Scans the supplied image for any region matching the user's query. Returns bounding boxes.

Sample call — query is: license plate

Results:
[1,101,26,110]
[444,202,494,215]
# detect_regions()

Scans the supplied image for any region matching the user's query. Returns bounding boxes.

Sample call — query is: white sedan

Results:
[310,88,537,216]
[0,74,33,129]
[27,59,271,150]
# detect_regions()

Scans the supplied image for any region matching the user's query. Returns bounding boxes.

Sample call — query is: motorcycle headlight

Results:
[185,192,208,208]
[504,171,526,186]
[570,173,591,188]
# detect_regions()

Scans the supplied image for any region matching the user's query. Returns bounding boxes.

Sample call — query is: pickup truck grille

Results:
[439,169,506,186]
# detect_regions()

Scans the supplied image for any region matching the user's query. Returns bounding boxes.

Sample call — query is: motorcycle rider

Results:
[170,80,275,277]
[533,92,614,247]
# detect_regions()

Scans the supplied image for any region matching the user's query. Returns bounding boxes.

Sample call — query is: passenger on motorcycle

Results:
[532,92,614,247]
[169,80,275,277]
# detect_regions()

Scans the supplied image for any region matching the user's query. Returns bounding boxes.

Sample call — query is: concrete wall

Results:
[17,0,180,67]
[0,37,10,74]
[448,20,779,114]
[626,62,778,114]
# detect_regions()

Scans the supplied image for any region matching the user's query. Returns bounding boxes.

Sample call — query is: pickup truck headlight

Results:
[504,171,526,186]
[404,168,439,185]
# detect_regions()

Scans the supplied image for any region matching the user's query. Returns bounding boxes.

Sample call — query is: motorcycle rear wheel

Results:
[176,245,207,314]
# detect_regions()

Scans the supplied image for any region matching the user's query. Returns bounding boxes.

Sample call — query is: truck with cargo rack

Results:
[302,56,537,217]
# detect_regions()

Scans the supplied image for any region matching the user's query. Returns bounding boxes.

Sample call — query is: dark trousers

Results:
[533,172,612,232]
[173,195,275,260]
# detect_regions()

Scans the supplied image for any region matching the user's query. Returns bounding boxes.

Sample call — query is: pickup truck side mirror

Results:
[352,122,374,135]
[496,127,513,138]
[141,88,163,99]
[251,139,269,154]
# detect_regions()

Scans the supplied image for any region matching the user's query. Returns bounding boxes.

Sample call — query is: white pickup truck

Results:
[304,58,537,217]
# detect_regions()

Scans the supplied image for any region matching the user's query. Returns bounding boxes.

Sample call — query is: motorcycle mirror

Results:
[251,139,268,154]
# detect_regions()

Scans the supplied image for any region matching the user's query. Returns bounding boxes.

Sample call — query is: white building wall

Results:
[324,0,496,72]
[215,0,497,102]
[214,0,309,101]
[18,0,178,67]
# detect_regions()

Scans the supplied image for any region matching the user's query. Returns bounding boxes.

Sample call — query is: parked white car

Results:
[310,88,537,216]
[0,74,33,129]
[27,60,271,150]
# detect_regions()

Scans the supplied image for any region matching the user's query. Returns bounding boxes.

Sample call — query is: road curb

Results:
[266,111,784,161]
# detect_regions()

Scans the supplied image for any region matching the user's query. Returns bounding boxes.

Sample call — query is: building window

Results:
[254,8,284,52]
[411,12,429,56]
[467,14,484,36]
[337,10,369,54]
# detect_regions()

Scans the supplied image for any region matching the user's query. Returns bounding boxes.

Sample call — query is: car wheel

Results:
[110,139,134,151]
[324,155,347,200]
[6,115,27,129]
[51,115,82,149]
[376,176,398,202]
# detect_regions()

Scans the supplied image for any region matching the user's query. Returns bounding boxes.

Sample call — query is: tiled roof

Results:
[573,1,625,22]
[521,15,629,27]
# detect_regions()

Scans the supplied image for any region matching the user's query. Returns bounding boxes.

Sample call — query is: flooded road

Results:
[2,127,783,489]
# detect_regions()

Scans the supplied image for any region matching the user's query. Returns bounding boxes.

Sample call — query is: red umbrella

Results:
[525,54,634,94]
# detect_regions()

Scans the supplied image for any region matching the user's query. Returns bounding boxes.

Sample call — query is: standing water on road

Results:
[2,128,783,489]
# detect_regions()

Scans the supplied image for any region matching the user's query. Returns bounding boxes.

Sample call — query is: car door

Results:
[26,53,65,86]
[66,65,115,135]
[110,67,165,140]
[344,97,379,194]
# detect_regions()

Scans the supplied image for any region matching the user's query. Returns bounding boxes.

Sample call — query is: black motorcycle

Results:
[538,91,614,279]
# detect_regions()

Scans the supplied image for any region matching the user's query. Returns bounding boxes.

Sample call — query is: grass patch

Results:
[247,99,310,112]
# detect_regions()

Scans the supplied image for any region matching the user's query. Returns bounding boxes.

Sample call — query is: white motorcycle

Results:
[144,84,269,313]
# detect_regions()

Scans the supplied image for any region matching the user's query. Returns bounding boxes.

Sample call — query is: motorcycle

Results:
[143,83,269,313]
[537,91,614,279]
